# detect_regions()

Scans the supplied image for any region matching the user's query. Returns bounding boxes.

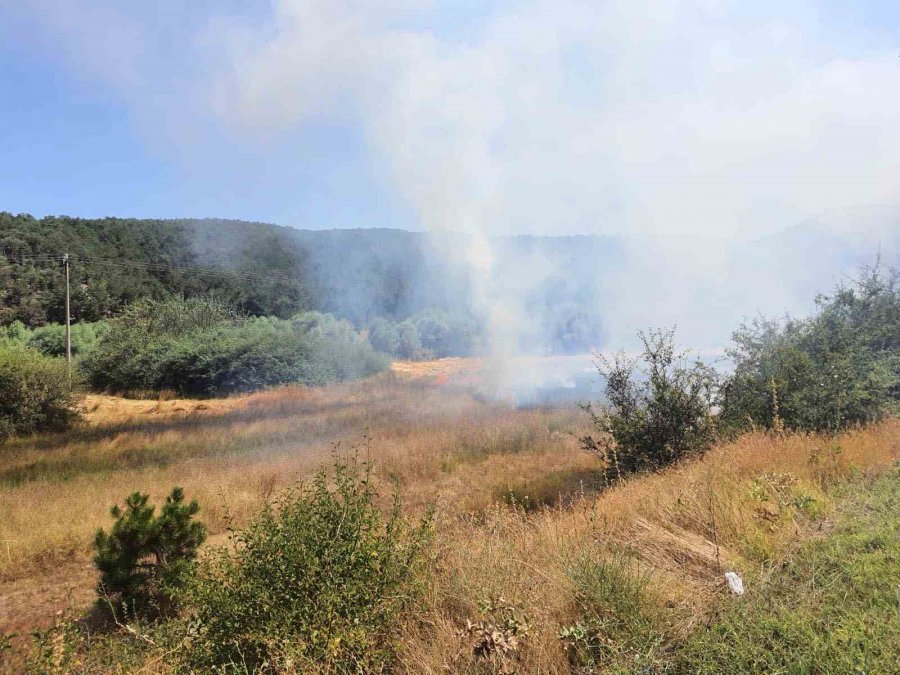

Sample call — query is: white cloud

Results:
[201,0,900,241]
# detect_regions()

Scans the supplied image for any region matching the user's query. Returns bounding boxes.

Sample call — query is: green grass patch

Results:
[561,554,669,673]
[673,469,900,674]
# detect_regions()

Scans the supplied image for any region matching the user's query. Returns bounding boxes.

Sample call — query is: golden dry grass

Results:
[0,368,897,673]
[0,374,587,586]
[398,421,899,673]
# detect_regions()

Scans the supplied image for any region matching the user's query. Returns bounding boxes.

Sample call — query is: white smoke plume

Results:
[8,0,900,367]
[199,0,899,350]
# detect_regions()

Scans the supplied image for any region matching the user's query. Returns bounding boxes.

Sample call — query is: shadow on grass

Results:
[495,467,605,512]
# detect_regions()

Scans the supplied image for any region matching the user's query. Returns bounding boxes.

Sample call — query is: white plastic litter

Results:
[724,572,744,596]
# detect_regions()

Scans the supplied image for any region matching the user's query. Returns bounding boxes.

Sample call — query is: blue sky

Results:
[0,1,416,228]
[0,1,897,235]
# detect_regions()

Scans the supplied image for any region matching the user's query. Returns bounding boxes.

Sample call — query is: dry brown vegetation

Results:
[402,420,898,672]
[0,364,897,672]
[0,371,587,641]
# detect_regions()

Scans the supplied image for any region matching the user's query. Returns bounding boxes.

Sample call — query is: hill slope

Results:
[0,213,619,352]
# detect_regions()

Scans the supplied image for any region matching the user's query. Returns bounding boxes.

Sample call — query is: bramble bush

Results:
[0,343,80,440]
[581,328,720,480]
[93,487,206,617]
[184,454,432,673]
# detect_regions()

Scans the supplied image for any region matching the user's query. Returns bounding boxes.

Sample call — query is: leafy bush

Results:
[0,320,30,346]
[367,317,401,356]
[0,319,109,361]
[93,487,206,617]
[82,297,237,392]
[295,312,391,383]
[185,455,432,672]
[26,320,109,358]
[0,344,80,440]
[396,319,424,359]
[580,328,719,479]
[722,264,899,431]
[83,299,387,396]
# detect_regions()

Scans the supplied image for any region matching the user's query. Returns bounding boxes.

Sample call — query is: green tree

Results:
[722,264,899,431]
[93,487,206,616]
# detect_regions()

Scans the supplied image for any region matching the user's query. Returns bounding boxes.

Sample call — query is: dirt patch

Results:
[0,562,96,667]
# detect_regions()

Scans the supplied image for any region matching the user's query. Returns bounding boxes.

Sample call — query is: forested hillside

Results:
[0,213,617,353]
[0,213,316,325]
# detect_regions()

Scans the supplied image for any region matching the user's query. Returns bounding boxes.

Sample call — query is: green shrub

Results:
[27,320,109,358]
[83,299,387,396]
[0,344,80,440]
[185,455,432,673]
[367,308,481,359]
[82,297,237,393]
[367,316,401,355]
[153,319,318,395]
[722,264,899,431]
[580,328,720,480]
[396,319,423,359]
[295,312,391,383]
[412,308,479,357]
[93,487,206,617]
[0,320,30,346]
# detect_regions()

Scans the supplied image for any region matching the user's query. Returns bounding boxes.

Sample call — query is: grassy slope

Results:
[673,469,899,674]
[0,372,897,672]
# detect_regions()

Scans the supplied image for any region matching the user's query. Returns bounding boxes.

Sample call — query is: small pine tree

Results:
[93,487,206,617]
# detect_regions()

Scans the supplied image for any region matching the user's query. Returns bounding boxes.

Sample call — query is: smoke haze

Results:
[5,0,899,359]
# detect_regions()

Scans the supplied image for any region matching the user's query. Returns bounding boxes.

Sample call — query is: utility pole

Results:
[63,253,71,373]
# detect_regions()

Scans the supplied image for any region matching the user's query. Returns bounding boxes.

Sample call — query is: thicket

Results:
[82,298,388,396]
[185,455,432,672]
[368,308,481,359]
[581,328,720,480]
[722,264,899,431]
[0,344,80,440]
[0,319,109,358]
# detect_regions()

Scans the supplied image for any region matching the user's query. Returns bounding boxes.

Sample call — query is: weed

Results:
[458,596,530,675]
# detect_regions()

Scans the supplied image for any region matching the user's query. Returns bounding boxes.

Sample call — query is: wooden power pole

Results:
[63,253,72,371]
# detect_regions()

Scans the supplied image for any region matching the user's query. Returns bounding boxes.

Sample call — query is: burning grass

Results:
[0,369,897,672]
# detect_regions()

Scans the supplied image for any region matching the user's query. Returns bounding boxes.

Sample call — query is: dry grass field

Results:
[0,360,897,672]
[0,366,588,649]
